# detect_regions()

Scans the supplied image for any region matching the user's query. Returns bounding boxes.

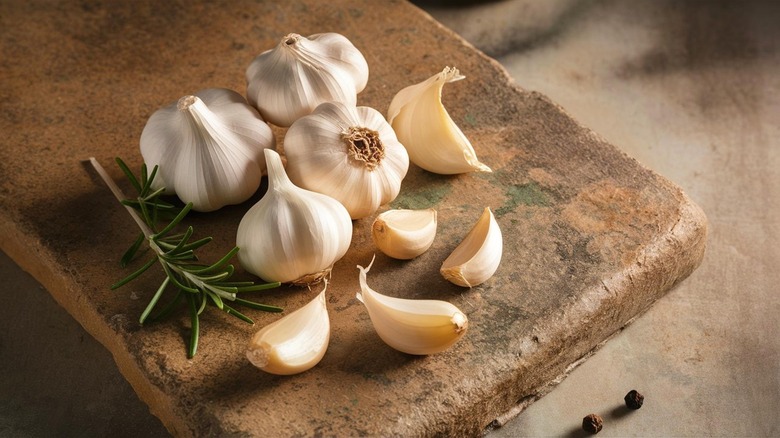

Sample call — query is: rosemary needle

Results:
[89,157,282,358]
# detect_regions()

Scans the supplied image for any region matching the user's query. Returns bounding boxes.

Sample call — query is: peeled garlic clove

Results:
[441,207,503,288]
[372,209,437,260]
[236,149,352,285]
[284,102,409,219]
[356,257,468,355]
[140,88,275,212]
[387,67,491,175]
[246,32,369,127]
[247,287,330,375]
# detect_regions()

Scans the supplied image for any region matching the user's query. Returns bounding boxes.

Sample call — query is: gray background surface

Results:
[2,0,778,436]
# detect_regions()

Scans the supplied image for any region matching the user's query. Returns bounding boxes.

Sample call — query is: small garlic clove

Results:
[441,207,503,288]
[387,67,491,175]
[371,209,437,260]
[356,257,468,355]
[246,33,369,127]
[246,286,330,375]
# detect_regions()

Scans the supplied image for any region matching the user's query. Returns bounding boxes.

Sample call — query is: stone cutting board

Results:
[0,0,707,436]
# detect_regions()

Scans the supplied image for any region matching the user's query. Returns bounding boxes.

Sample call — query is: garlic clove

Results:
[140,88,275,212]
[246,33,369,127]
[356,257,468,355]
[236,149,353,285]
[441,207,503,288]
[247,286,330,375]
[284,102,410,219]
[387,67,491,175]
[371,209,437,260]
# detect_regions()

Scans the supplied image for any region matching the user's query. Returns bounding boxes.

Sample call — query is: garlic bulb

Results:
[356,257,468,355]
[441,207,503,287]
[387,67,491,175]
[284,102,410,219]
[246,32,369,127]
[139,88,275,212]
[247,286,330,375]
[236,149,352,285]
[372,209,437,260]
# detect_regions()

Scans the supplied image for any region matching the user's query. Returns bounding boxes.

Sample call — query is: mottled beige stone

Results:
[0,0,706,436]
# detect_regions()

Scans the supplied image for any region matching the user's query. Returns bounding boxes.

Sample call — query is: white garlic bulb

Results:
[236,149,352,285]
[387,67,491,175]
[246,32,369,127]
[372,209,437,260]
[441,207,503,287]
[356,257,468,355]
[284,102,410,219]
[247,287,330,375]
[139,88,275,212]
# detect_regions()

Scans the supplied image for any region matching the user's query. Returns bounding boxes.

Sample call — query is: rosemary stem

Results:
[89,157,155,239]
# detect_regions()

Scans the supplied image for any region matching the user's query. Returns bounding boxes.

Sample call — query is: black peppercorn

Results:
[582,413,603,434]
[624,389,644,410]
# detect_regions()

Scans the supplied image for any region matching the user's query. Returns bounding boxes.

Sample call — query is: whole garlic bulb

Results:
[284,102,410,219]
[140,88,275,212]
[236,149,352,285]
[387,67,491,175]
[246,32,369,127]
[247,286,330,375]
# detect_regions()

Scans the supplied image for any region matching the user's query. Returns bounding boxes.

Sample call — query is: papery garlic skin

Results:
[284,102,410,219]
[140,88,275,212]
[441,207,503,288]
[246,32,369,127]
[372,209,437,260]
[247,287,330,375]
[236,149,352,285]
[387,67,491,175]
[356,257,468,355]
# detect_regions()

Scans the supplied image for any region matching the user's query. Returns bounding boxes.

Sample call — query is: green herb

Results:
[89,157,282,358]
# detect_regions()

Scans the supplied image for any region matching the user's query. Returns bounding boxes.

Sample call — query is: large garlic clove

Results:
[284,102,410,220]
[247,287,330,375]
[246,32,369,127]
[236,149,352,285]
[441,207,503,288]
[372,209,437,260]
[356,257,468,355]
[387,67,491,175]
[140,88,275,212]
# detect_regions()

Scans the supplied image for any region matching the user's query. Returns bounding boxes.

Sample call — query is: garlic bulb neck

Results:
[343,126,385,170]
[283,33,300,46]
[176,95,223,144]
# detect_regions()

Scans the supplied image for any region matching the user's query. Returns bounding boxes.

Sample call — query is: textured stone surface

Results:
[0,0,706,436]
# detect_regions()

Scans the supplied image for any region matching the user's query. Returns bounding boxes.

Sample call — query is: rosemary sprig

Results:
[89,157,282,358]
